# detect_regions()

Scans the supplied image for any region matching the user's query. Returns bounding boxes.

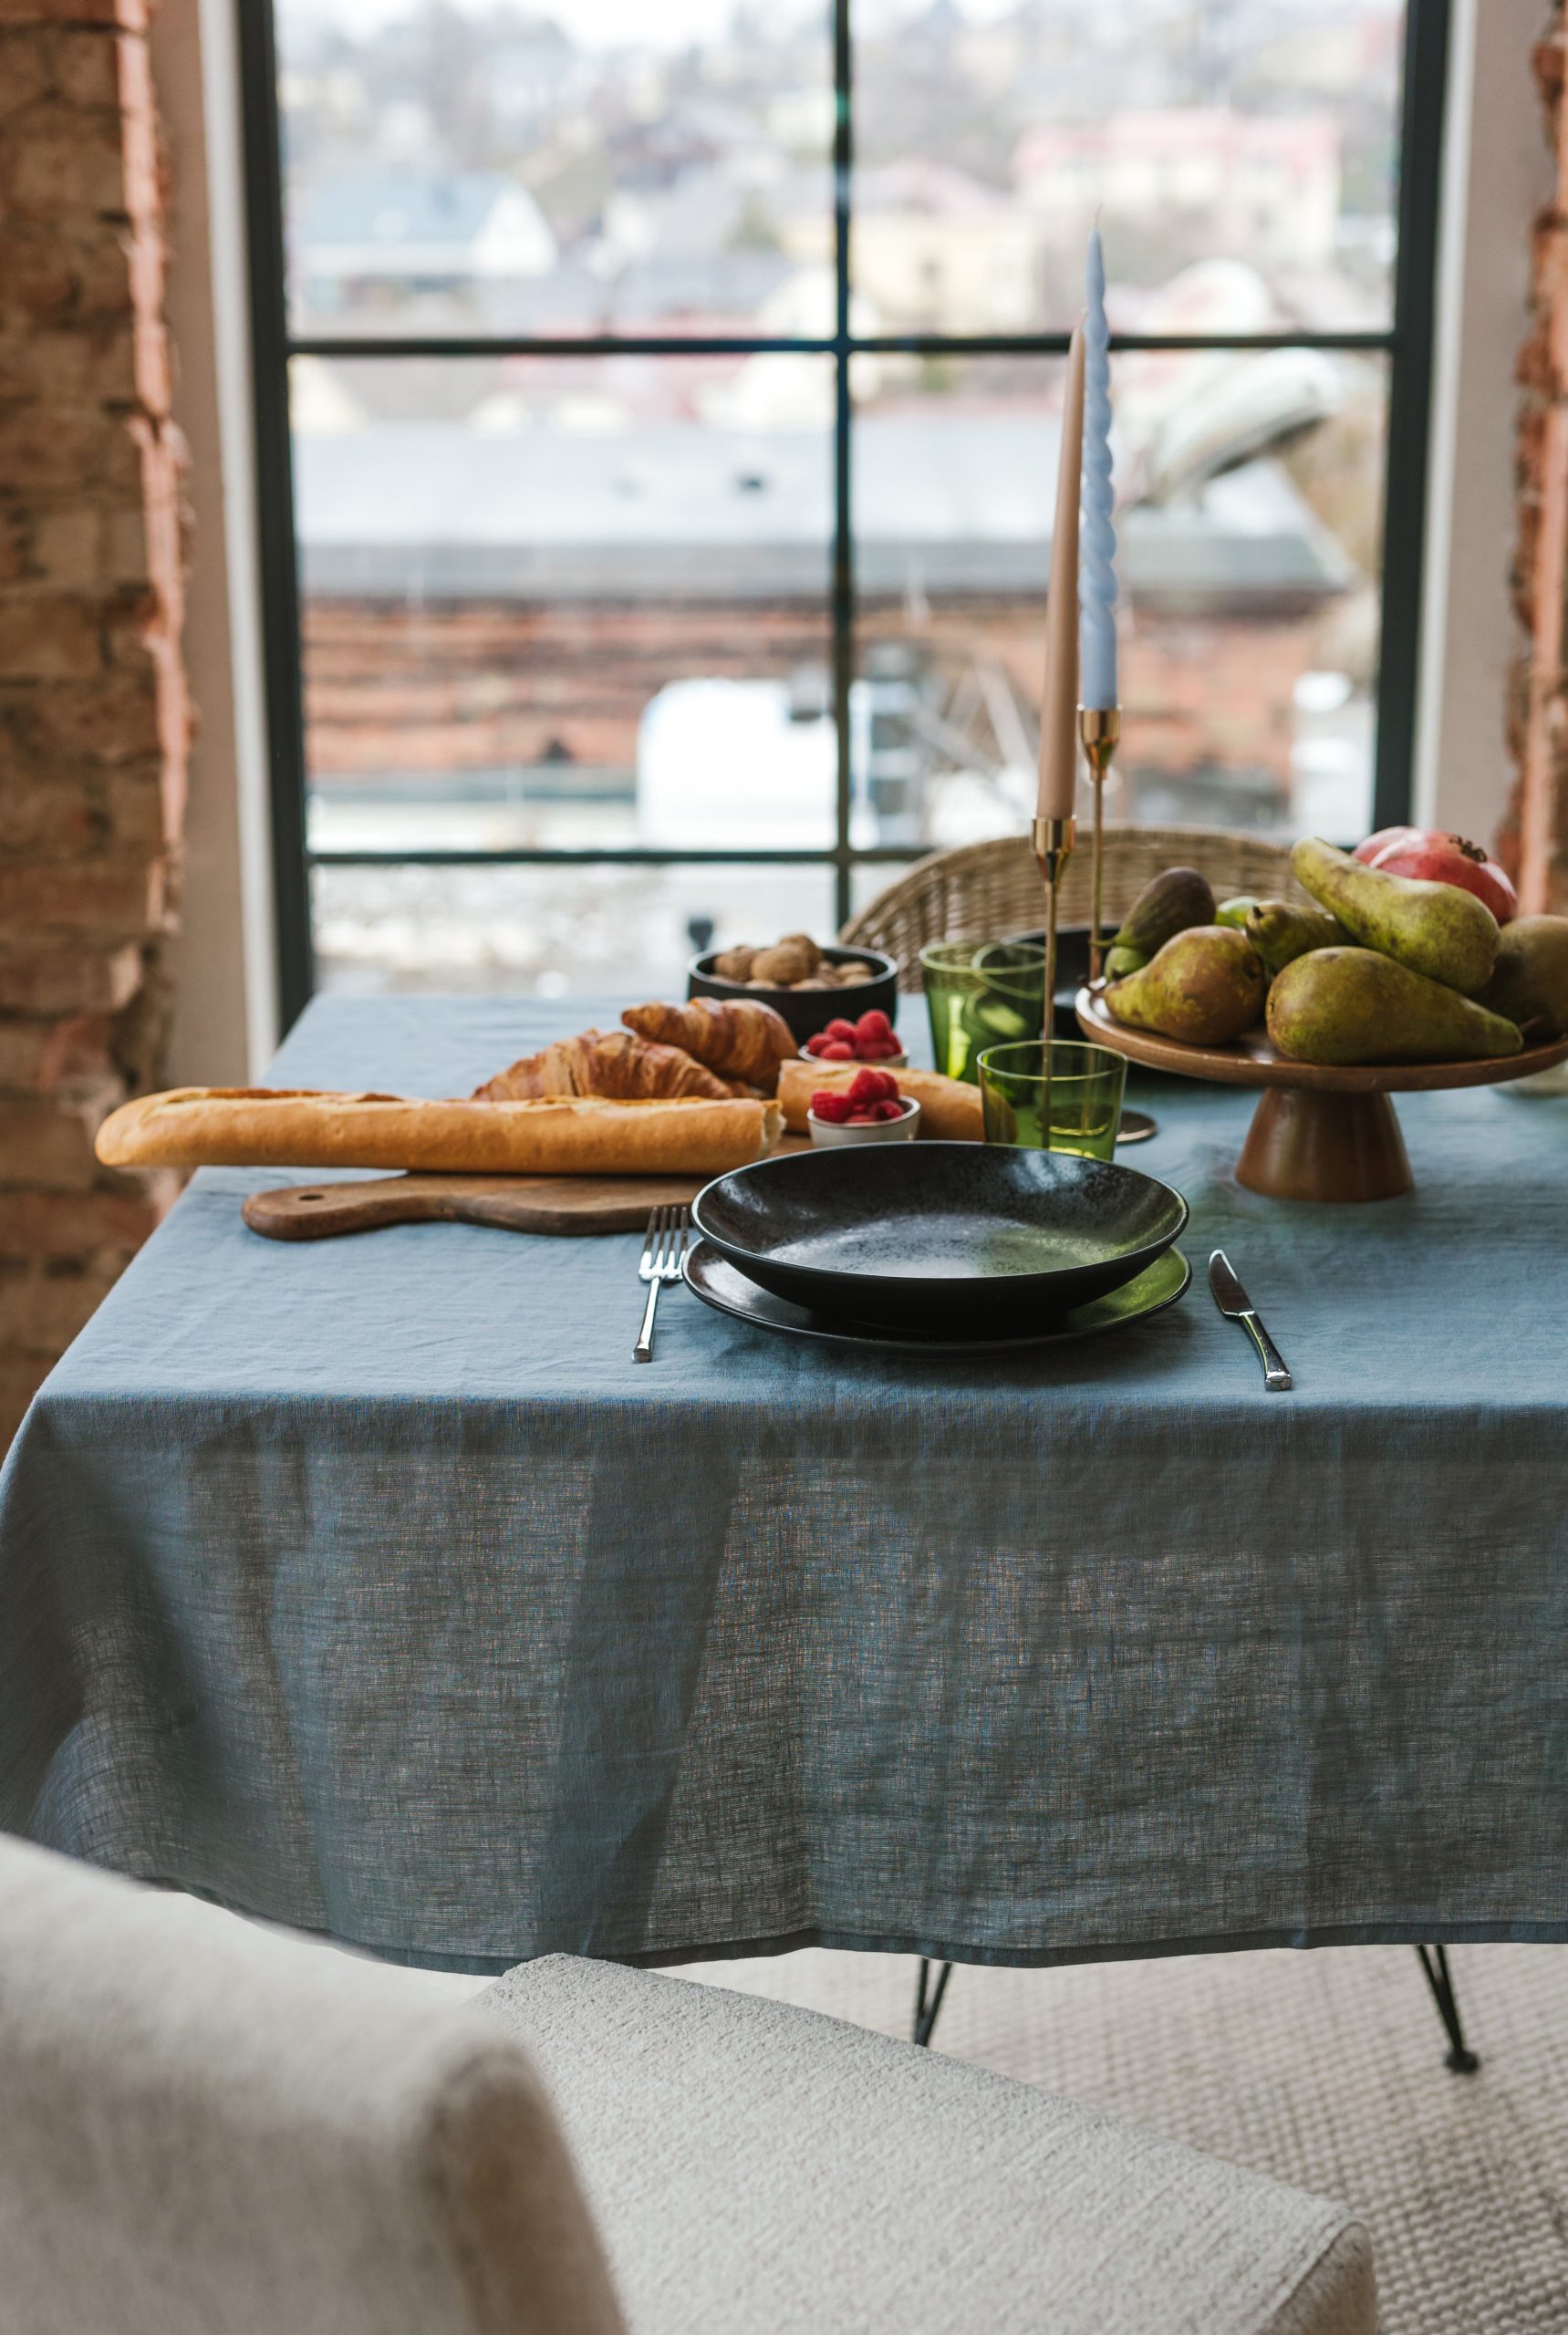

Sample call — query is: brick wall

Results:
[0,0,188,1446]
[302,597,1317,795]
[1506,4,1568,908]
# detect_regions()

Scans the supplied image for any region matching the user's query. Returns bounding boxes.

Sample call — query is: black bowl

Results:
[691,1141,1189,1335]
[688,946,899,1047]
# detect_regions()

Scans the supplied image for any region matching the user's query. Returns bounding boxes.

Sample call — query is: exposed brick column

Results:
[1506,5,1568,909]
[0,0,189,1444]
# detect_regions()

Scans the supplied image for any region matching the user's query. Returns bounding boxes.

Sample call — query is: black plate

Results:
[684,1241,1191,1354]
[690,1142,1189,1335]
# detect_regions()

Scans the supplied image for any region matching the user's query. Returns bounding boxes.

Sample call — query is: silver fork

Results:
[633,1204,690,1363]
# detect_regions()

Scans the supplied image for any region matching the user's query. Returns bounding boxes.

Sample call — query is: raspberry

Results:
[856,1010,893,1040]
[873,1098,905,1120]
[804,1032,830,1055]
[818,1040,855,1059]
[866,1041,900,1059]
[811,1091,853,1123]
[825,1018,858,1042]
[846,1067,884,1105]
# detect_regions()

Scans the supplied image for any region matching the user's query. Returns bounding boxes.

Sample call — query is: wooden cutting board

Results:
[241,1140,812,1241]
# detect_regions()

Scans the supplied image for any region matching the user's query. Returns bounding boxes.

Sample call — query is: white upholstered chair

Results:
[0,1834,1375,2334]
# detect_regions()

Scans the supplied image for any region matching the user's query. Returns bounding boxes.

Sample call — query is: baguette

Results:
[96,1087,782,1177]
[776,1059,983,1141]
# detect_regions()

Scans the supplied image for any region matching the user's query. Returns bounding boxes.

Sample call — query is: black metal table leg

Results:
[1415,1944,1479,2073]
[912,1956,953,2048]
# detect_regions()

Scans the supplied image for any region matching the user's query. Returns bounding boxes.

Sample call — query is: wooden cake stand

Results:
[1076,984,1568,1202]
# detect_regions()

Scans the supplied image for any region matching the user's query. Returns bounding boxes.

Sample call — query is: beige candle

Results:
[1037,325,1086,820]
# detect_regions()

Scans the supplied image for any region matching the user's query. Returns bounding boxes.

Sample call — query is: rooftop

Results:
[296,413,1356,612]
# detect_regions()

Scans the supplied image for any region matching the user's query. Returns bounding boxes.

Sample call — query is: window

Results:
[242,0,1450,1022]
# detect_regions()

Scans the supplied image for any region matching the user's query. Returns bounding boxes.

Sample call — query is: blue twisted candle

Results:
[1079,229,1118,711]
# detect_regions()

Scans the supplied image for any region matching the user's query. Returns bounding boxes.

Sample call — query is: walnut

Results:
[791,976,834,990]
[776,930,822,972]
[835,962,874,985]
[750,943,815,985]
[711,946,756,982]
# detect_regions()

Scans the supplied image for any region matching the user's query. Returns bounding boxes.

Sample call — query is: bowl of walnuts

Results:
[688,932,899,1045]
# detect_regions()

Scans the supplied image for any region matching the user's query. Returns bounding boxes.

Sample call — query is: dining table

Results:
[2,991,1565,1976]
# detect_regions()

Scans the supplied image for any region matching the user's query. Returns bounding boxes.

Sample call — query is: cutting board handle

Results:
[241,1173,701,1240]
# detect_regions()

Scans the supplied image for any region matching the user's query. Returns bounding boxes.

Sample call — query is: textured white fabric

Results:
[683,1937,1568,2335]
[0,1835,624,2335]
[479,1956,1376,2335]
[0,1832,1373,2335]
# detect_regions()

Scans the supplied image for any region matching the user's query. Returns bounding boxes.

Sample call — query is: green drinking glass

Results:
[919,941,1047,1085]
[977,1040,1128,1162]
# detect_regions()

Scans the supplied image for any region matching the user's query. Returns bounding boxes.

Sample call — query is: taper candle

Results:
[1079,229,1117,711]
[1037,323,1085,819]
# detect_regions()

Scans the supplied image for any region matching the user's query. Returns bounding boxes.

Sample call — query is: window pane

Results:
[293,354,836,853]
[311,860,838,995]
[852,1,1404,333]
[276,1,833,338]
[851,349,1387,846]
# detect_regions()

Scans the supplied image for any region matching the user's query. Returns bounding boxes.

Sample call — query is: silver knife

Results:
[1208,1251,1293,1392]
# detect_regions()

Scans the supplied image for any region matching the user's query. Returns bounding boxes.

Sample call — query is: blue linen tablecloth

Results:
[3,994,1566,1974]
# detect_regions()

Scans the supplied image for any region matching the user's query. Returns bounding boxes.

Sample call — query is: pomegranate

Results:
[1353,825,1417,866]
[1368,830,1517,925]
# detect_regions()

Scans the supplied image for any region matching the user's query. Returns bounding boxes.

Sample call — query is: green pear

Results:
[1291,836,1499,996]
[1106,925,1265,1047]
[1478,915,1568,1039]
[1245,901,1350,980]
[1112,867,1216,958]
[1104,943,1147,981]
[1214,895,1260,930]
[1267,947,1522,1065]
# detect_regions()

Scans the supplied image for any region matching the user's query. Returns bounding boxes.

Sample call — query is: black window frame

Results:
[240,0,1452,1033]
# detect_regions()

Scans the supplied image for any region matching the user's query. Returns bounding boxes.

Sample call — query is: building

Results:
[781,161,1050,336]
[292,171,558,316]
[1012,109,1342,279]
[291,408,1356,845]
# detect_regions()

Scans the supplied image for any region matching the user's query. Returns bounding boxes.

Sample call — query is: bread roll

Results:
[96,1087,782,1177]
[777,1059,982,1141]
[620,997,796,1084]
[473,1030,734,1102]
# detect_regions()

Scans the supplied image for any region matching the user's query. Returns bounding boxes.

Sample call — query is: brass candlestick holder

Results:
[1078,706,1121,984]
[1031,813,1075,1108]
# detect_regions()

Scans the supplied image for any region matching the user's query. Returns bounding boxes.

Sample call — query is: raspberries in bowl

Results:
[807,1066,921,1147]
[801,1010,906,1066]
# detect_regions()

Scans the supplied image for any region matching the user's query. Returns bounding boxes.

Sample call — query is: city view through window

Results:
[264,0,1414,999]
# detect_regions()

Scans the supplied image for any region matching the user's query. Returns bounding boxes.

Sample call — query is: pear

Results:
[1478,915,1568,1039]
[1245,902,1349,980]
[1105,926,1264,1047]
[1267,947,1522,1065]
[1112,867,1216,959]
[1214,895,1261,930]
[1291,836,1499,997]
[1104,943,1147,980]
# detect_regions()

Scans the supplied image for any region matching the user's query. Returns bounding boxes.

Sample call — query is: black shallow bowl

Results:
[688,946,899,1046]
[691,1142,1189,1335]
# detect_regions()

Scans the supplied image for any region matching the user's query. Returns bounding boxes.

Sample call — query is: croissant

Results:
[621,997,797,1087]
[473,1030,735,1103]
